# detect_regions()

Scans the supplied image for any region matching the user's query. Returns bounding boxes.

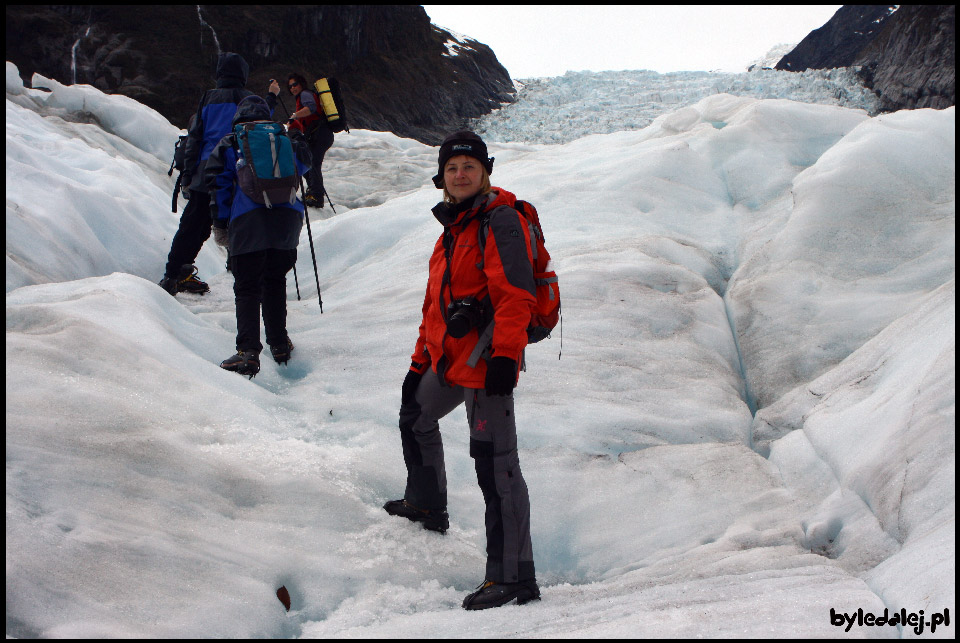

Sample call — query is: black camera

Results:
[446,297,485,338]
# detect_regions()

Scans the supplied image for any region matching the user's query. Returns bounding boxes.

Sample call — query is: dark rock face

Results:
[776,6,899,71]
[853,5,955,111]
[776,5,955,112]
[5,5,516,144]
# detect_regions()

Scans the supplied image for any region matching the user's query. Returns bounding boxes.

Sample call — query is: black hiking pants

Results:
[398,369,536,584]
[163,192,212,278]
[305,126,334,197]
[230,249,296,353]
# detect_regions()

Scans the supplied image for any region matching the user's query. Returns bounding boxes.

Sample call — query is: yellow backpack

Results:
[313,78,350,133]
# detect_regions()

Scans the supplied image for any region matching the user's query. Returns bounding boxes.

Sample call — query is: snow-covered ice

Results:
[474,67,881,145]
[5,60,955,638]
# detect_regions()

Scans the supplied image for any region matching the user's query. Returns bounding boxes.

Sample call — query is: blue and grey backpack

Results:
[233,120,300,208]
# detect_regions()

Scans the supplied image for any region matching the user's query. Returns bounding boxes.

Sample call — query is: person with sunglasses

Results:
[268,73,334,209]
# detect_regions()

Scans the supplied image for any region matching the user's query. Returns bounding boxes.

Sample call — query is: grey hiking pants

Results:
[398,369,536,584]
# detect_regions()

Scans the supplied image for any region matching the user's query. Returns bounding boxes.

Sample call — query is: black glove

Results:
[402,369,424,405]
[484,357,517,396]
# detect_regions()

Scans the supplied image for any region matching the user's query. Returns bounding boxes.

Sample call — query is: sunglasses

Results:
[288,82,300,90]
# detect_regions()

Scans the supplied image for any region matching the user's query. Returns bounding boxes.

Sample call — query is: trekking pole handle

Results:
[271,80,292,119]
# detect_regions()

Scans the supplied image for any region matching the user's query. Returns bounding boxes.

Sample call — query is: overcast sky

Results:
[421,5,842,78]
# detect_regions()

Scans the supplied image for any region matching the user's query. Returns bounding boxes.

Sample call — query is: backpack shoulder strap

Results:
[475,205,500,265]
[475,200,538,268]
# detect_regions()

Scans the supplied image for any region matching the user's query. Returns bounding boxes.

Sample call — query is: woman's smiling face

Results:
[443,155,484,203]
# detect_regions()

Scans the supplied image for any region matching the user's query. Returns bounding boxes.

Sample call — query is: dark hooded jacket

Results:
[203,96,312,256]
[182,52,254,193]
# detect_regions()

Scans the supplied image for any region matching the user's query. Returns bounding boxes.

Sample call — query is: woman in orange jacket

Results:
[384,132,541,610]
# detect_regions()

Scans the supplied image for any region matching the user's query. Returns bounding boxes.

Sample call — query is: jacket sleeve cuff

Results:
[491,346,524,363]
[410,360,430,374]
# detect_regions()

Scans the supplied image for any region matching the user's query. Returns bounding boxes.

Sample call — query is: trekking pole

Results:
[281,87,301,306]
[304,210,323,312]
[322,186,337,215]
[271,80,292,119]
[299,178,323,312]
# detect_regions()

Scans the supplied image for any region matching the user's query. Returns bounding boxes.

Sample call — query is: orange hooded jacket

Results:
[411,187,537,388]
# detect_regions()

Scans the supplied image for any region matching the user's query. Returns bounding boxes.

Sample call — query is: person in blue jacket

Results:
[159,52,253,296]
[203,95,313,377]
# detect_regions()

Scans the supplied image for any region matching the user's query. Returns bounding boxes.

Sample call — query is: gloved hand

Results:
[213,226,229,249]
[402,369,424,406]
[180,174,192,200]
[484,357,517,396]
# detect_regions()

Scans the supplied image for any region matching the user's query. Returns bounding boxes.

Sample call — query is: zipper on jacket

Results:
[435,197,492,385]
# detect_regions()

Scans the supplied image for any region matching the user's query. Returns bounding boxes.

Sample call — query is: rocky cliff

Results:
[853,5,955,111]
[5,5,516,144]
[776,5,955,112]
[776,5,899,71]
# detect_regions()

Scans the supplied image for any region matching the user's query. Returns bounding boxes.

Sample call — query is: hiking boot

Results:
[383,499,449,534]
[303,193,323,208]
[461,579,541,611]
[270,338,294,365]
[176,264,210,294]
[158,275,179,296]
[220,350,260,378]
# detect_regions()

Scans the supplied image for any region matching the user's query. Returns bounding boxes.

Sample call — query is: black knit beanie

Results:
[432,131,495,189]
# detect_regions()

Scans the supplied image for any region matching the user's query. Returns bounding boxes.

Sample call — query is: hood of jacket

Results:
[232,95,273,125]
[216,52,250,89]
[431,188,518,228]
